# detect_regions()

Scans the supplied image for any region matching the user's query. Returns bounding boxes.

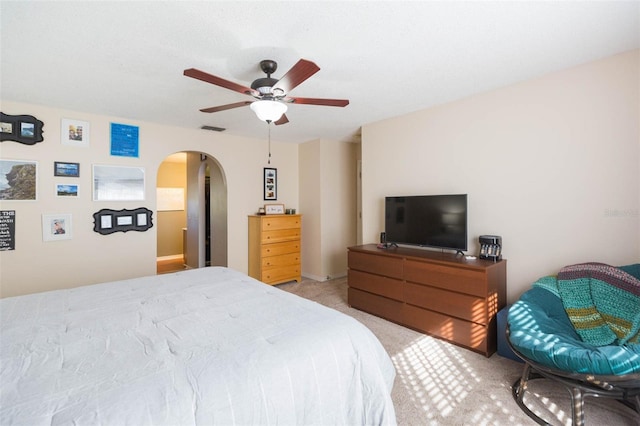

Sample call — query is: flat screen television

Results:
[384,194,468,253]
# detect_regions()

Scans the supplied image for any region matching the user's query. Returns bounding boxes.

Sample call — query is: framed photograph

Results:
[265,203,285,215]
[56,183,79,197]
[0,159,38,201]
[93,165,145,201]
[264,167,277,200]
[54,161,80,177]
[42,213,72,241]
[0,113,44,145]
[61,118,90,147]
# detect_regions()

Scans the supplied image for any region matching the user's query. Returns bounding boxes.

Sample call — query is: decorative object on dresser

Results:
[479,235,502,261]
[347,244,507,357]
[249,214,301,285]
[264,203,285,214]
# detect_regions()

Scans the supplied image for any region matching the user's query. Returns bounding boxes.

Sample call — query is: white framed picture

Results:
[93,164,145,201]
[61,118,90,147]
[42,213,72,241]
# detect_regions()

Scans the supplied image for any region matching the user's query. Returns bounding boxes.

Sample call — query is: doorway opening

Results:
[156,151,228,273]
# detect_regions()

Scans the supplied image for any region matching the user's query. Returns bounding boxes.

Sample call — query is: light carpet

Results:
[278,277,639,426]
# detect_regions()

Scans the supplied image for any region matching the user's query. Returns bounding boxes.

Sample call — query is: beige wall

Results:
[361,50,640,303]
[299,140,322,278]
[157,159,186,257]
[0,101,299,297]
[299,139,358,280]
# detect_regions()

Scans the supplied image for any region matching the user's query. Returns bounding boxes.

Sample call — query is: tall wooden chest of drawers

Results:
[248,214,302,285]
[348,244,506,356]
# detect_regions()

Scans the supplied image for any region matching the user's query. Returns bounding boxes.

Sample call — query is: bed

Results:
[0,267,396,425]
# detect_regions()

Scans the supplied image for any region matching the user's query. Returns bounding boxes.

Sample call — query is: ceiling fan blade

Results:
[274,114,289,126]
[284,97,349,107]
[184,68,259,97]
[199,101,253,113]
[272,59,320,94]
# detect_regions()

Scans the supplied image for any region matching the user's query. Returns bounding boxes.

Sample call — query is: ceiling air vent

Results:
[200,125,226,132]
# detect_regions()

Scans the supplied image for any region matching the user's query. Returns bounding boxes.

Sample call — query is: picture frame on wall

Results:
[92,207,153,235]
[0,113,44,145]
[0,159,38,201]
[61,118,90,147]
[54,161,80,177]
[110,122,140,158]
[93,164,145,201]
[42,213,72,241]
[264,167,277,200]
[56,183,79,197]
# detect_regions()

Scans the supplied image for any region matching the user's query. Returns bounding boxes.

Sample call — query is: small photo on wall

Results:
[54,161,80,177]
[42,213,72,241]
[61,118,90,147]
[56,183,79,197]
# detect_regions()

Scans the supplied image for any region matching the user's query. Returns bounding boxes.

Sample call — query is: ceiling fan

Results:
[184,59,349,125]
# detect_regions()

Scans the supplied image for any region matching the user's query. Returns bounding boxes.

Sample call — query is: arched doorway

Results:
[156,151,227,273]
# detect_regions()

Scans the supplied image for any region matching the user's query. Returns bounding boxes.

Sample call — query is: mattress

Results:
[0,267,396,425]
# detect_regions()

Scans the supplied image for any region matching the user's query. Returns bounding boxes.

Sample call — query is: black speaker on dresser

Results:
[479,235,502,261]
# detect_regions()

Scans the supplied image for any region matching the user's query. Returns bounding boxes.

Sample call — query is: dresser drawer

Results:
[262,240,300,257]
[262,265,300,284]
[262,228,301,244]
[348,288,403,324]
[348,250,403,279]
[262,252,300,268]
[405,282,487,324]
[348,269,403,301]
[261,215,301,231]
[403,304,488,354]
[404,260,486,297]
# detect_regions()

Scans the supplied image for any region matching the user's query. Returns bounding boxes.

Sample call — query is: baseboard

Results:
[302,271,347,282]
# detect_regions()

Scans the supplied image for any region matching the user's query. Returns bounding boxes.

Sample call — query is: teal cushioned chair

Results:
[507,264,640,425]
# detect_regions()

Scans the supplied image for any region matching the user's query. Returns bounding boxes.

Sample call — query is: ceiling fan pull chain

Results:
[268,121,272,164]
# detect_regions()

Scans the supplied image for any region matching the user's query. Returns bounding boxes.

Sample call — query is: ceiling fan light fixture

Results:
[250,100,287,122]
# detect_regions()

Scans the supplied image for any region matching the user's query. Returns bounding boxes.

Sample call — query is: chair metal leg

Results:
[511,362,550,425]
[569,386,586,426]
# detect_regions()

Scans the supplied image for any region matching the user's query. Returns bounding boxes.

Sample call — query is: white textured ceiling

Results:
[1,1,638,144]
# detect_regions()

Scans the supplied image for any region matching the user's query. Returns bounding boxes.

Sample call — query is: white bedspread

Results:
[0,267,396,425]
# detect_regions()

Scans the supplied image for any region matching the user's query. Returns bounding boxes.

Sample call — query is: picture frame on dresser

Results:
[265,203,285,214]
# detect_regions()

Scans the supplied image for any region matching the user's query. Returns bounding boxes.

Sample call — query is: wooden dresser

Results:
[248,214,302,285]
[348,244,506,356]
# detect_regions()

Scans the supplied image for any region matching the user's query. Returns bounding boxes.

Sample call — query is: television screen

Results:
[384,194,468,251]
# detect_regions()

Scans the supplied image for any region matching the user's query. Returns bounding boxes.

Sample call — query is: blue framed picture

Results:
[110,123,139,158]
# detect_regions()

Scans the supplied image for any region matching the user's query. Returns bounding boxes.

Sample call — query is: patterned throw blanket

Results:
[553,262,640,346]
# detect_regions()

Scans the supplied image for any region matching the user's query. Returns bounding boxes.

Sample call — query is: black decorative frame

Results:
[0,112,44,145]
[93,207,153,235]
[264,167,277,200]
